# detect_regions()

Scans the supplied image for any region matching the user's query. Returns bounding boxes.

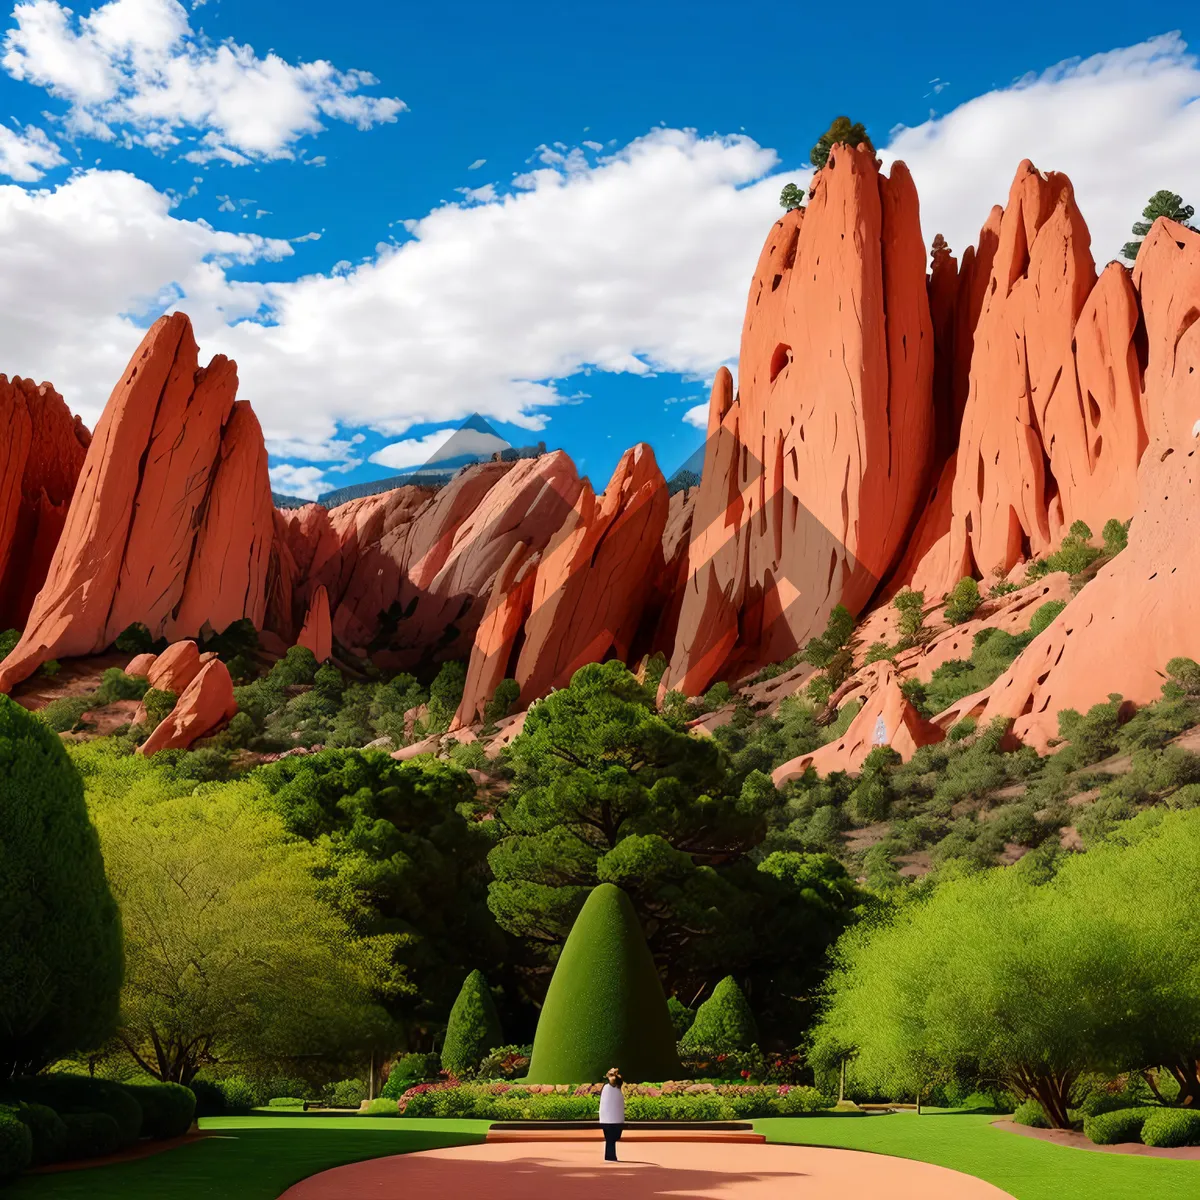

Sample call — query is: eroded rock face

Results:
[297,585,332,663]
[138,657,237,755]
[665,146,936,697]
[0,377,91,629]
[928,219,1200,752]
[0,316,277,693]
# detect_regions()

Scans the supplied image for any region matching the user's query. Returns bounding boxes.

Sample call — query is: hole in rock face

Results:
[771,273,783,292]
[769,344,793,384]
[1087,392,1101,426]
[1093,435,1103,461]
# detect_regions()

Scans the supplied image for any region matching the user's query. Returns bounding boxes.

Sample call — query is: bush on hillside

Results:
[322,1080,366,1109]
[93,668,149,706]
[0,629,20,661]
[441,970,504,1076]
[1084,1107,1158,1145]
[141,688,177,731]
[0,1109,32,1179]
[1028,600,1067,637]
[526,884,680,1084]
[0,698,123,1075]
[944,578,982,625]
[1140,1108,1200,1147]
[122,1082,196,1139]
[680,977,759,1052]
[113,623,156,655]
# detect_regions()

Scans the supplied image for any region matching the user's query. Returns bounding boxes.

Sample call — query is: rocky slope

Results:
[0,149,1197,768]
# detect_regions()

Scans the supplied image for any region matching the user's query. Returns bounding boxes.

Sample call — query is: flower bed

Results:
[389,1080,829,1120]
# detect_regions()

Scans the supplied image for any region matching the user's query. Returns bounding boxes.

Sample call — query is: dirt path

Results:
[277,1139,1014,1198]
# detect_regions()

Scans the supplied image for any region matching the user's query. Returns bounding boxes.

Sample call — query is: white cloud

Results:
[454,182,496,204]
[884,32,1200,266]
[3,33,1200,478]
[268,462,327,498]
[2,0,405,164]
[467,157,485,170]
[682,403,708,430]
[0,119,64,179]
[369,426,510,470]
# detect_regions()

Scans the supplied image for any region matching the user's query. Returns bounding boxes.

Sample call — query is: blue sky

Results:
[0,1,1197,498]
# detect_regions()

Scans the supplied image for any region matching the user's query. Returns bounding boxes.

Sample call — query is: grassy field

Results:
[758,1110,1200,1200]
[7,1111,1197,1199]
[5,1117,488,1199]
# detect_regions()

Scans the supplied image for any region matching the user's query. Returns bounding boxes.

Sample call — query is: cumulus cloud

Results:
[884,32,1200,265]
[2,32,1200,476]
[268,462,328,498]
[369,426,509,470]
[0,120,65,180]
[682,403,708,430]
[2,0,405,163]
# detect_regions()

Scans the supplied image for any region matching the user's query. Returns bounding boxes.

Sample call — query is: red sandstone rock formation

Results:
[138,657,237,755]
[665,145,936,697]
[0,315,277,693]
[124,651,158,678]
[928,218,1200,752]
[773,664,944,782]
[146,640,202,694]
[0,377,90,629]
[297,585,332,663]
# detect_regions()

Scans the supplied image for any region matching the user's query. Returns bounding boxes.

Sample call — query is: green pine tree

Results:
[1122,189,1196,262]
[779,182,806,211]
[440,969,503,1077]
[810,116,874,171]
[526,884,680,1083]
[679,976,759,1052]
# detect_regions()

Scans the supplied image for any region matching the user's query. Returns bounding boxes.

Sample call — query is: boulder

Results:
[124,652,158,678]
[146,640,202,695]
[138,658,237,755]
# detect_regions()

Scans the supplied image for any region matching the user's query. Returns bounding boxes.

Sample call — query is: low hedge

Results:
[1083,1107,1158,1145]
[11,1102,67,1165]
[122,1082,196,1139]
[268,1097,306,1108]
[0,1075,142,1150]
[62,1112,121,1160]
[1140,1108,1200,1148]
[1011,1099,1048,1128]
[0,1110,33,1180]
[364,1098,400,1116]
[397,1082,828,1121]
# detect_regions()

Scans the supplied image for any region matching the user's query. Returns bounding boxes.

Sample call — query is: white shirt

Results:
[599,1083,625,1124]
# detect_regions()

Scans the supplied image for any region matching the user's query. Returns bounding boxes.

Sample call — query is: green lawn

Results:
[758,1110,1200,1200]
[5,1117,488,1199]
[7,1111,1197,1199]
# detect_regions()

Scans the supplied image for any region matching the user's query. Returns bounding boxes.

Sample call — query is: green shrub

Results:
[322,1079,366,1109]
[382,1053,439,1098]
[948,718,977,742]
[93,668,149,706]
[203,619,261,663]
[187,1080,226,1118]
[426,661,467,733]
[476,1045,530,1081]
[1102,518,1130,558]
[1140,1108,1200,1148]
[122,1082,196,1139]
[667,997,695,1038]
[893,589,926,641]
[268,1097,305,1108]
[771,1086,828,1115]
[1028,600,1066,637]
[61,1111,120,1160]
[0,629,20,662]
[5,1076,142,1150]
[142,688,177,731]
[36,695,94,733]
[944,578,981,625]
[214,1076,256,1114]
[526,884,680,1084]
[364,1098,398,1116]
[1012,1098,1049,1127]
[0,1108,33,1179]
[1044,521,1102,576]
[441,970,504,1077]
[10,1102,67,1165]
[680,977,758,1052]
[263,1076,310,1102]
[1084,1106,1157,1145]
[114,623,156,655]
[0,699,124,1076]
[41,660,60,678]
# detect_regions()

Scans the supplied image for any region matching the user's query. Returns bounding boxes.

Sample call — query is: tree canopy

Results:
[810,117,874,171]
[779,182,806,211]
[1122,189,1196,262]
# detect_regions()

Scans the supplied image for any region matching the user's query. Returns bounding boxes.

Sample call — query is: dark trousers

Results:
[601,1123,622,1160]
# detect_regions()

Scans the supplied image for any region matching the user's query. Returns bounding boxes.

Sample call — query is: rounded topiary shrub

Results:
[1083,1106,1157,1145]
[526,883,680,1084]
[382,1053,439,1099]
[6,1075,142,1150]
[441,970,503,1077]
[12,1102,67,1165]
[1140,1108,1200,1148]
[1011,1098,1049,1128]
[0,697,124,1075]
[61,1112,120,1161]
[0,1109,33,1180]
[122,1082,196,1139]
[679,976,758,1052]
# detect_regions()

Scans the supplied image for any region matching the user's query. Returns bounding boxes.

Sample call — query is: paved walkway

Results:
[277,1139,1015,1198]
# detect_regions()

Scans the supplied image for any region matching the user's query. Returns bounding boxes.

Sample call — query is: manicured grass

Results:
[758,1110,1200,1200]
[5,1116,488,1199]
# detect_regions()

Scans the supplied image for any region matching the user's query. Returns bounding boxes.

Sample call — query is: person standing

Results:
[599,1067,625,1161]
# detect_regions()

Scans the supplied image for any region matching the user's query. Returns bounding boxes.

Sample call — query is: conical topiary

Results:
[441,969,503,1076]
[679,975,758,1052]
[526,883,680,1083]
